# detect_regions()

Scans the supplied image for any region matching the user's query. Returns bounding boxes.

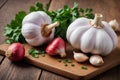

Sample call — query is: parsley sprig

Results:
[4,2,94,43]
[47,3,94,40]
[4,11,27,44]
[29,48,46,58]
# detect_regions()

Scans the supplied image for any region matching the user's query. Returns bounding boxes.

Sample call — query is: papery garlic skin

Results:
[109,19,120,31]
[89,55,104,66]
[73,51,88,62]
[67,13,118,56]
[22,11,54,46]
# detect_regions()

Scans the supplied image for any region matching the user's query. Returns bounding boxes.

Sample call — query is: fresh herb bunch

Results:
[47,3,94,40]
[4,2,94,43]
[4,11,27,44]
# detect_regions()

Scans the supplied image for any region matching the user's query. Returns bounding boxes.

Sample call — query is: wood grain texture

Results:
[0,0,8,8]
[40,70,70,80]
[49,0,120,79]
[0,0,68,79]
[0,0,50,44]
[0,55,4,64]
[118,65,120,79]
[0,58,41,80]
[0,43,120,80]
[0,0,120,80]
[98,66,119,80]
[0,0,50,80]
[90,65,120,80]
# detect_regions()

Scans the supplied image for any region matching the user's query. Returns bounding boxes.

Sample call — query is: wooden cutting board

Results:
[0,40,120,80]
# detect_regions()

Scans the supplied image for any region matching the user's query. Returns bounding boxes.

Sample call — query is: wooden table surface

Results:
[0,0,120,80]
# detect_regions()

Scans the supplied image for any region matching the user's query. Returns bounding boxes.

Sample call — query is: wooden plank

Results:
[49,0,120,79]
[40,70,70,80]
[99,66,119,80]
[0,47,5,64]
[0,0,8,8]
[0,55,4,64]
[0,0,51,80]
[0,43,120,80]
[0,0,119,79]
[0,58,41,80]
[118,65,120,79]
[49,0,120,22]
[0,0,50,44]
[90,65,120,80]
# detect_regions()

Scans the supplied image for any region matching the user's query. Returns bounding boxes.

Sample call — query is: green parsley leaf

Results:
[64,63,68,66]
[57,59,62,63]
[4,2,94,43]
[4,11,27,44]
[63,59,72,63]
[81,66,88,70]
[29,48,46,58]
[36,2,44,11]
[71,64,75,67]
[30,6,36,12]
[57,58,75,67]
[47,3,94,40]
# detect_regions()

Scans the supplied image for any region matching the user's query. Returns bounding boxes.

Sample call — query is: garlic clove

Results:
[73,51,89,62]
[109,19,120,31]
[89,55,104,66]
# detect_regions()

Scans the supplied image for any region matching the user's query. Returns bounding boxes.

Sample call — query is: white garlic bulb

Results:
[22,11,59,46]
[73,51,89,62]
[67,13,118,56]
[109,19,120,31]
[89,55,104,66]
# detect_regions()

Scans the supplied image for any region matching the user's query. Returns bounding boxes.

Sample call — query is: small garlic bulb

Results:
[89,55,104,66]
[109,19,120,31]
[73,51,89,62]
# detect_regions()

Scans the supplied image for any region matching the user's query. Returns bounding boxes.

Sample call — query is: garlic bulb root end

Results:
[5,50,12,58]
